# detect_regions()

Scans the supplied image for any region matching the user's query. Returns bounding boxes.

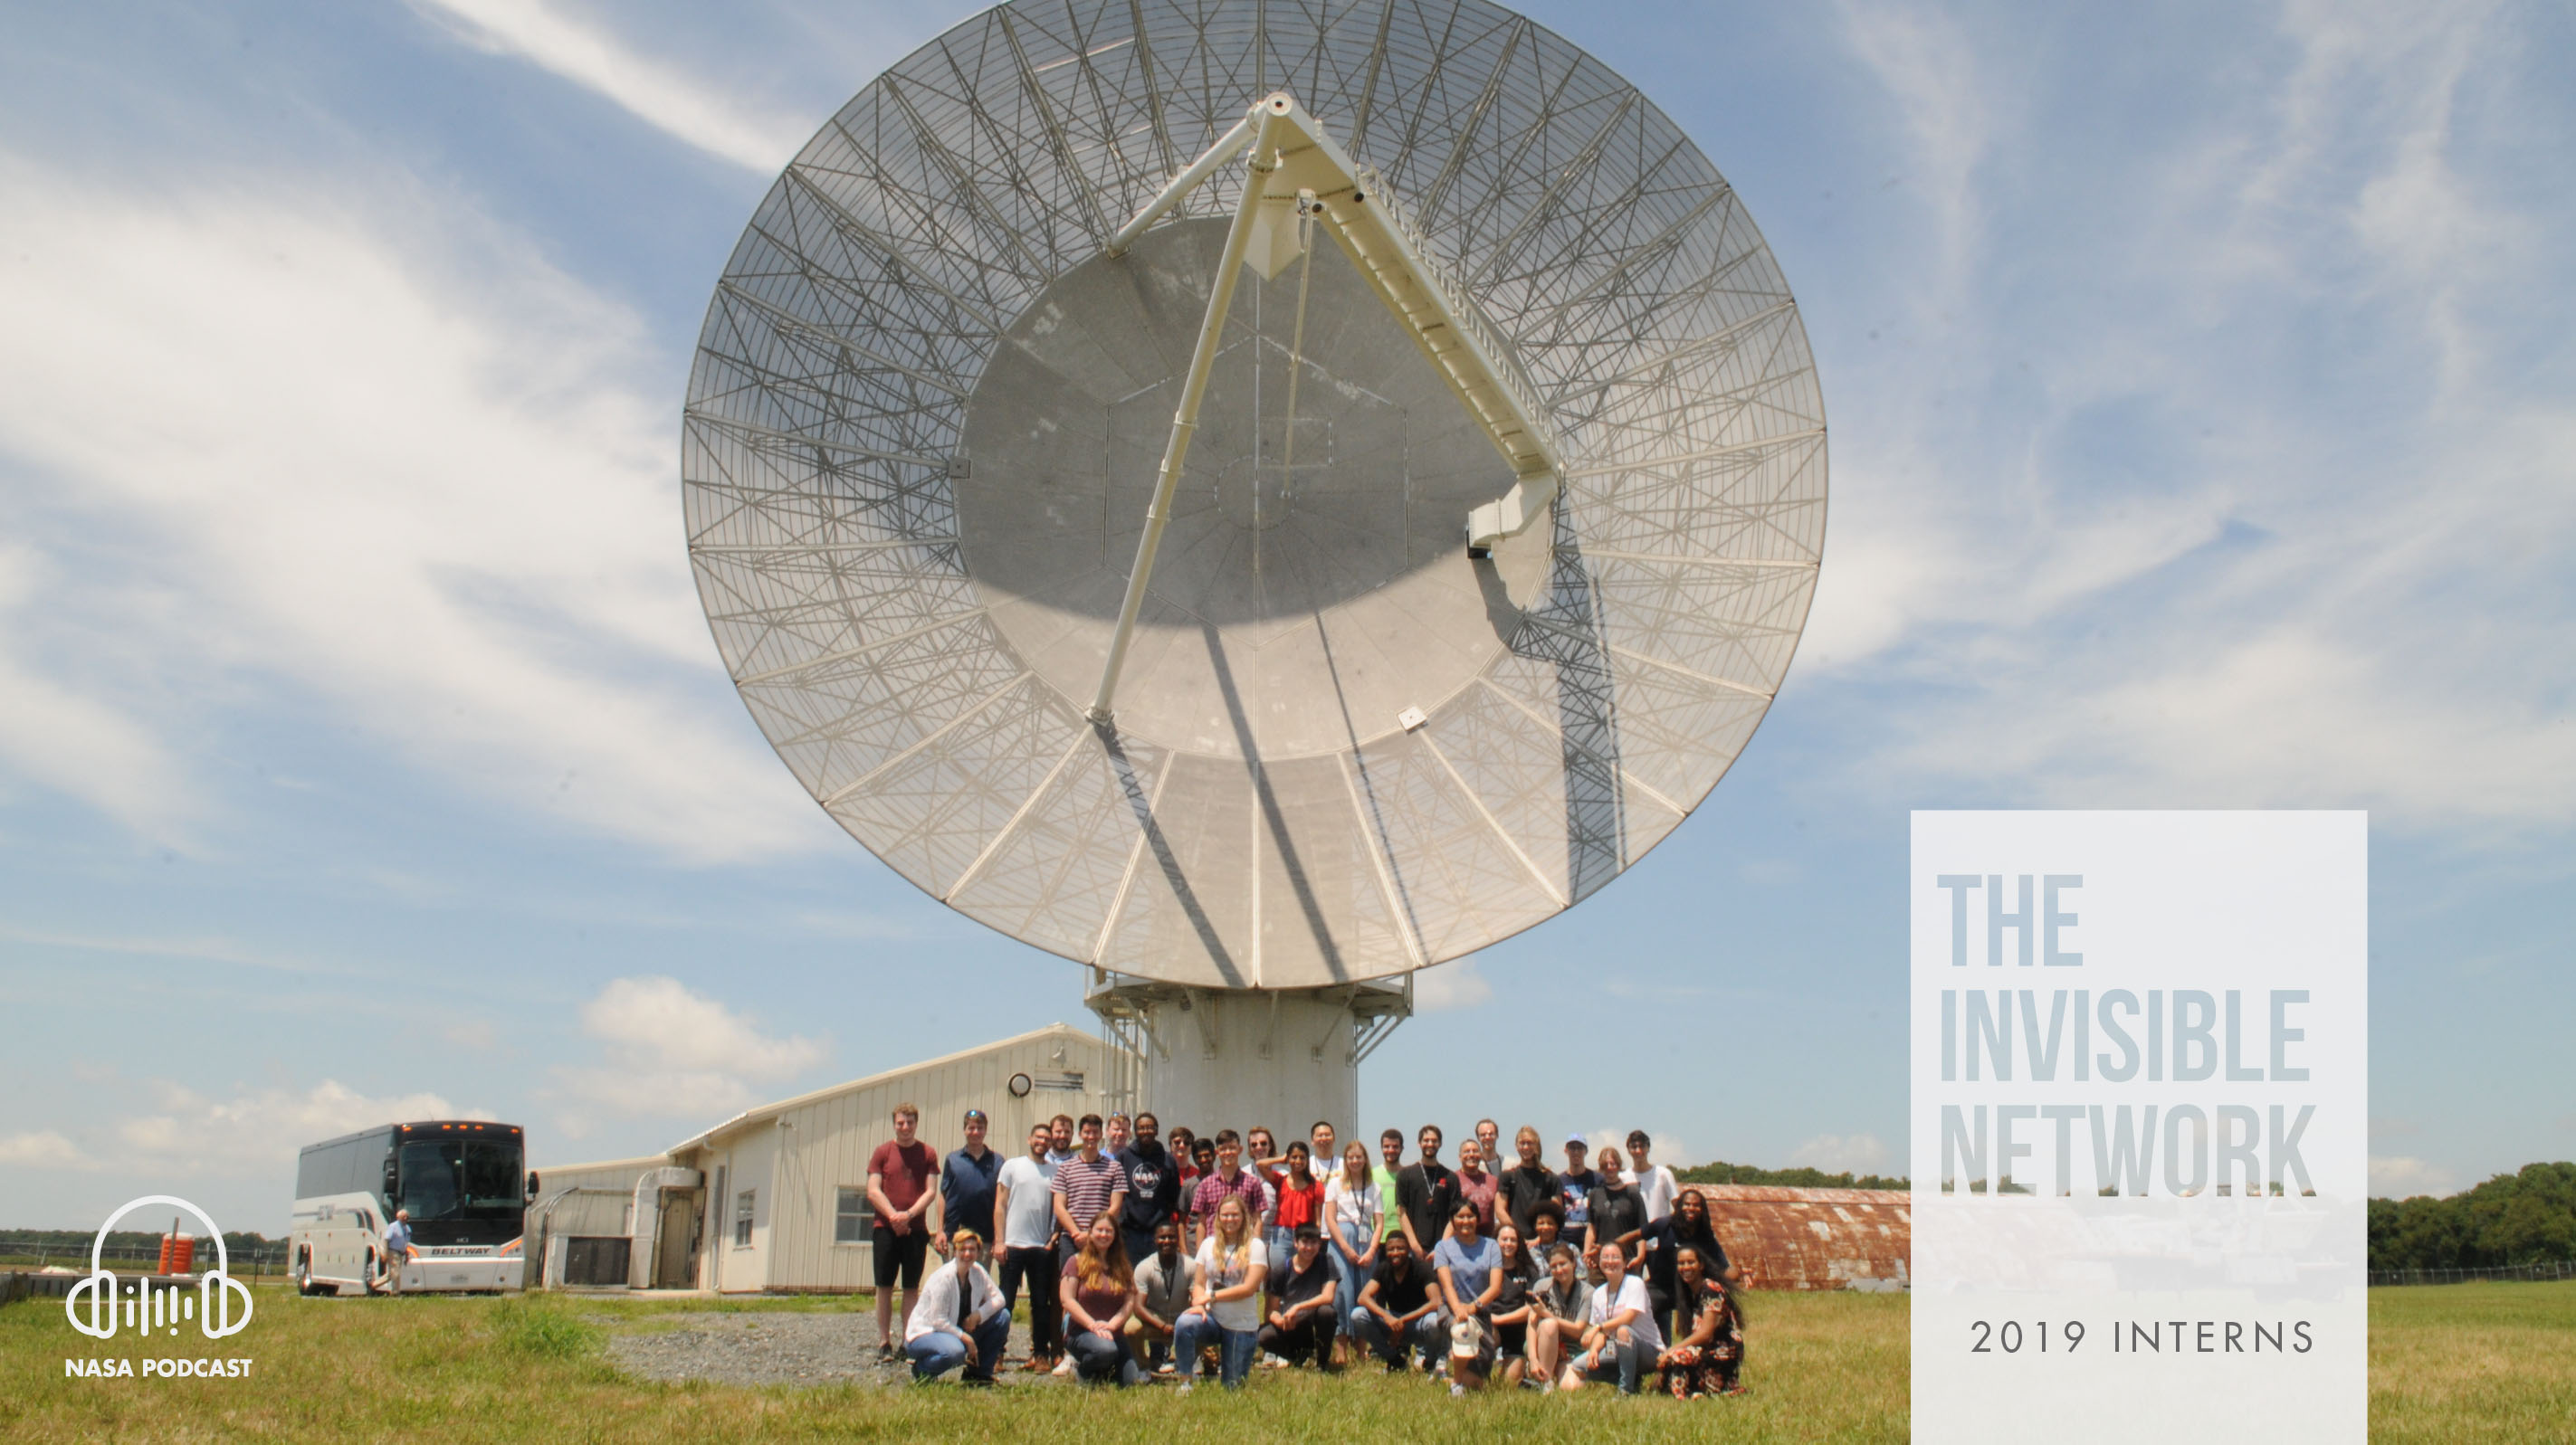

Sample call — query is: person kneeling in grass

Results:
[1172,1194,1266,1391]
[1527,1243,1589,1392]
[1125,1218,1195,1374]
[1656,1245,1747,1399]
[904,1229,1007,1384]
[1562,1232,1663,1395]
[1255,1225,1339,1368]
[1061,1214,1146,1385]
[1353,1231,1445,1372]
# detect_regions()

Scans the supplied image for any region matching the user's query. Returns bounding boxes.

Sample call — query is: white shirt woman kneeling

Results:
[903,1229,1009,1383]
[1562,1232,1663,1395]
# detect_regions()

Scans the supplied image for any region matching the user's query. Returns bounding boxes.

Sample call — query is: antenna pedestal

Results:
[1084,970,1410,1145]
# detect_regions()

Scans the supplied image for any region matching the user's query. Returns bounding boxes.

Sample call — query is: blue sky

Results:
[2,0,2569,1234]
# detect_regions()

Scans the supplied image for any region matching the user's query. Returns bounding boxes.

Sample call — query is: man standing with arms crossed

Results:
[867,1103,940,1357]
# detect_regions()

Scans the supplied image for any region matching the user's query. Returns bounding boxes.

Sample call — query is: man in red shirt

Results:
[869,1102,941,1355]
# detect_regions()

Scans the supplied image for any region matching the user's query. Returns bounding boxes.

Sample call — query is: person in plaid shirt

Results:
[1188,1128,1270,1250]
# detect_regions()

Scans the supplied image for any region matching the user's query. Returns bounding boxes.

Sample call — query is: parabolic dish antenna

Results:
[682,0,1826,993]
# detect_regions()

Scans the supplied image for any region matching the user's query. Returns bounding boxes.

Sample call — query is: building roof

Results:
[1688,1182,1911,1291]
[663,1022,1103,1155]
[532,1152,678,1179]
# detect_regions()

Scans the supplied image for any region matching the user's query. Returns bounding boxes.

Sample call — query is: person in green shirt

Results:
[1373,1128,1406,1241]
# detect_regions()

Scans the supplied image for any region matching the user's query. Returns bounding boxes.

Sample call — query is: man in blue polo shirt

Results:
[939,1108,1003,1257]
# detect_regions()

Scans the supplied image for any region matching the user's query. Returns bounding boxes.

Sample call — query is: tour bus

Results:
[290,1120,535,1296]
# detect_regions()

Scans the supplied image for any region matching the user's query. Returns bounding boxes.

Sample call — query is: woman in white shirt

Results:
[1170,1193,1267,1391]
[1322,1141,1380,1344]
[902,1228,1009,1383]
[1562,1230,1663,1395]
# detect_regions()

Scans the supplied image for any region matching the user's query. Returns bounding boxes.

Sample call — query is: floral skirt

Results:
[1661,1339,1743,1398]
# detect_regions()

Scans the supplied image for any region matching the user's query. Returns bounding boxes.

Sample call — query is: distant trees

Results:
[2369,1162,2576,1270]
[0,1229,277,1256]
[1676,1160,1910,1192]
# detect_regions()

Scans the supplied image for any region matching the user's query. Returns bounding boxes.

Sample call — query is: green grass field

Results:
[3,1280,2566,1442]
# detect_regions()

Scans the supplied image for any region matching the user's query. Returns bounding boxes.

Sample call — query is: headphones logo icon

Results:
[64,1195,253,1342]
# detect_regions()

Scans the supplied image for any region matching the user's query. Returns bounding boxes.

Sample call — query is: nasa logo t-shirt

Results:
[1119,1144,1178,1231]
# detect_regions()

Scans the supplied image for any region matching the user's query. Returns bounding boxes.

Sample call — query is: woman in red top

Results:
[1264,1142,1325,1345]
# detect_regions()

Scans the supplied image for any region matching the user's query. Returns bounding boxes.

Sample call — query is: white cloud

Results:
[2369,1155,2460,1199]
[551,975,825,1127]
[112,1079,482,1174]
[1789,1133,1891,1174]
[409,0,808,171]
[1414,960,1493,1012]
[0,1130,97,1170]
[1834,0,1992,296]
[0,547,196,839]
[0,156,826,862]
[1804,1,2576,836]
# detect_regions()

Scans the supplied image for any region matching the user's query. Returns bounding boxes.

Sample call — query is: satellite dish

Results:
[682,0,1825,1116]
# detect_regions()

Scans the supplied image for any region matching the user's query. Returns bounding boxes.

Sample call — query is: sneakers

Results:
[1174,1380,1194,1395]
[1450,1383,1465,1398]
[1051,1355,1074,1377]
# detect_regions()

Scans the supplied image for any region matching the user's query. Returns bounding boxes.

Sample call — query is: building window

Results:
[835,1187,873,1244]
[733,1190,756,1248]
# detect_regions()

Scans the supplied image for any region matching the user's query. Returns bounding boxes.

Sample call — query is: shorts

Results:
[871,1222,929,1289]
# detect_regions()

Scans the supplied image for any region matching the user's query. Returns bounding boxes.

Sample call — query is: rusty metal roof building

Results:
[1693,1184,1911,1291]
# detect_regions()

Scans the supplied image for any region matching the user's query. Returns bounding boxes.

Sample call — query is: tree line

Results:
[2369,1161,2576,1270]
[0,1228,277,1254]
[1676,1159,1910,1192]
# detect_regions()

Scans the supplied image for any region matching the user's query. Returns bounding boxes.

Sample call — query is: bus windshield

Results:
[396,1138,526,1225]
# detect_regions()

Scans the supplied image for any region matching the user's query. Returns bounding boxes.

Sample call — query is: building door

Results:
[655,1192,695,1289]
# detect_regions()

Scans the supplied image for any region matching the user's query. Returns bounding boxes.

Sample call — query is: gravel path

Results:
[607,1312,1074,1391]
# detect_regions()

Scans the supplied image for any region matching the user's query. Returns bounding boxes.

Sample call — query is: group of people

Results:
[870,1104,1748,1400]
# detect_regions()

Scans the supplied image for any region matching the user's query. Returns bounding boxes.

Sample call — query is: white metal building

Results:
[534,1022,1117,1292]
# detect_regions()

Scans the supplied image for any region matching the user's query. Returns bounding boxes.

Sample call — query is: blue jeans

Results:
[1331,1222,1374,1331]
[906,1313,1010,1382]
[1065,1326,1146,1385]
[1580,1337,1646,1394]
[1352,1307,1446,1366]
[1264,1226,1293,1284]
[1172,1309,1258,1387]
